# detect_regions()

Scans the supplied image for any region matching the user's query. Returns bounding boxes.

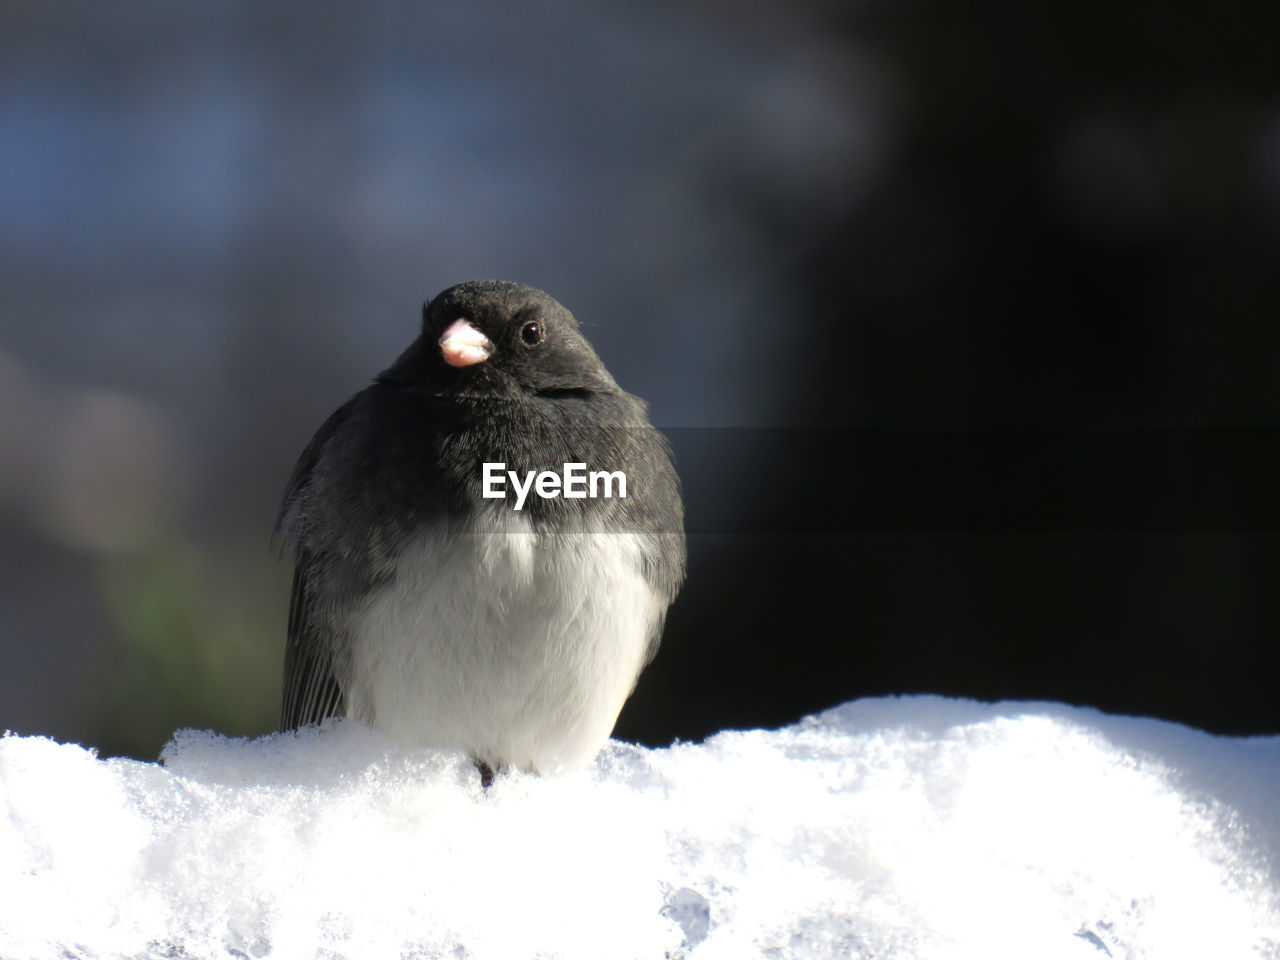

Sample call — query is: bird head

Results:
[378,280,618,399]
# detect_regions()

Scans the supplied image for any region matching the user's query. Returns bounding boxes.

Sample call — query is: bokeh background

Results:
[3,1,1279,760]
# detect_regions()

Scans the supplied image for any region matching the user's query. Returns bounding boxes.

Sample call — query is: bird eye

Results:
[520,320,544,347]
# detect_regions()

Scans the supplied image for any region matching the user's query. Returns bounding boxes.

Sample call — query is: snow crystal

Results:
[2,696,1278,959]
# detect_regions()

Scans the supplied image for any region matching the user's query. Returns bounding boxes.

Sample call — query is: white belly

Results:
[343,517,661,774]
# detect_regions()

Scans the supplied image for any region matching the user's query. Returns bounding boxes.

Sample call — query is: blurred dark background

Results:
[3,1,1278,760]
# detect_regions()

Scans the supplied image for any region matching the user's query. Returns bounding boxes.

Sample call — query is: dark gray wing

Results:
[276,398,362,732]
[632,424,687,672]
[280,562,345,729]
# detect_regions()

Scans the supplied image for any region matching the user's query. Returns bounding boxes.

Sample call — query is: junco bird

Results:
[276,280,685,784]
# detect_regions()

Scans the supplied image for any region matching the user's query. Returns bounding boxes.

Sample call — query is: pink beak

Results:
[439,319,493,367]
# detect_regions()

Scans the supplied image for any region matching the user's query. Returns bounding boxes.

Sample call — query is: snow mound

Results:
[2,697,1278,959]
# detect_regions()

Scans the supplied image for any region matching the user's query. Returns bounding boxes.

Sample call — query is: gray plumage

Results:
[276,281,685,776]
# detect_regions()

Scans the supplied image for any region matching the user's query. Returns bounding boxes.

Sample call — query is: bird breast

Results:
[342,512,662,774]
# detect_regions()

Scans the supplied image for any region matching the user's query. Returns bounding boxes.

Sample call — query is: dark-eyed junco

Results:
[276,280,685,782]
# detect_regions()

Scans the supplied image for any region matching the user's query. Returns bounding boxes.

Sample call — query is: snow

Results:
[2,697,1278,959]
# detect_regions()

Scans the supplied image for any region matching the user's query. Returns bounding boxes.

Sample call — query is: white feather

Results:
[343,514,662,774]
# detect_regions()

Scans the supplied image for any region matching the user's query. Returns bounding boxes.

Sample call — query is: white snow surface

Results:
[2,697,1279,960]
